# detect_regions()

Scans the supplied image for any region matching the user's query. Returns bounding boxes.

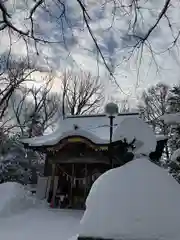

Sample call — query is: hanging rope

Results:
[58,166,91,181]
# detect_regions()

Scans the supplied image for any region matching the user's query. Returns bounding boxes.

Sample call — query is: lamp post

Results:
[105,102,119,168]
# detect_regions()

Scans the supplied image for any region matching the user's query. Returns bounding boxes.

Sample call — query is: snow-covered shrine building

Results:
[21,112,167,209]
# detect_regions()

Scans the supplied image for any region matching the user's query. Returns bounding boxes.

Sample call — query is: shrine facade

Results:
[21,113,168,209]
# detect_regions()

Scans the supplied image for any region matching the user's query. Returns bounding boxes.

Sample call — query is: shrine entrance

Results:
[45,139,110,209]
[52,162,109,209]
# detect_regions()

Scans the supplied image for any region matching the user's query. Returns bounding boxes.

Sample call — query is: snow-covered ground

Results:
[0,182,82,240]
[0,208,82,240]
[0,182,37,217]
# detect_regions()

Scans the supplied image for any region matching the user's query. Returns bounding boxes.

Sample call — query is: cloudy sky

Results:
[1,0,180,107]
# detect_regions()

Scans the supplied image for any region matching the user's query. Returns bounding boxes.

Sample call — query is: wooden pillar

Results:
[70,163,75,207]
[50,163,56,207]
[43,154,49,176]
[84,164,88,201]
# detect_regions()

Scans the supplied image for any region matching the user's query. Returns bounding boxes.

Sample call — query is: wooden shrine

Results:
[21,113,168,209]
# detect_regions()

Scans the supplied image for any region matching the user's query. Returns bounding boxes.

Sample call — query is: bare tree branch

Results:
[0,0,29,35]
[140,0,171,43]
[0,0,179,90]
[29,0,44,19]
[76,0,115,78]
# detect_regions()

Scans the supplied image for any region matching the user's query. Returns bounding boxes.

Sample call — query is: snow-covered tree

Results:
[168,85,180,152]
[138,83,170,160]
[0,132,43,185]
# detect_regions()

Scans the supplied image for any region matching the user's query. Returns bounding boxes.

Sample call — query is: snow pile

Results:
[0,182,38,217]
[113,117,157,155]
[171,148,180,162]
[80,158,180,240]
[160,113,180,124]
[156,134,168,141]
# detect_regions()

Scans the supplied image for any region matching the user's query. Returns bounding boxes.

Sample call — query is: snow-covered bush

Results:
[0,160,26,184]
[0,133,42,185]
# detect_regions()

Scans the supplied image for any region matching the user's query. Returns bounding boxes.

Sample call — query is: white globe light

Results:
[105,102,119,116]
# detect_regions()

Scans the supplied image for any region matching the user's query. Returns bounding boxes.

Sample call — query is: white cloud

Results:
[0,0,180,107]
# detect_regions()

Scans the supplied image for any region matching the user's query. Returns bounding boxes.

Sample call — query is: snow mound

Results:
[171,148,180,162]
[0,182,38,217]
[113,117,156,155]
[80,158,180,240]
[160,113,180,124]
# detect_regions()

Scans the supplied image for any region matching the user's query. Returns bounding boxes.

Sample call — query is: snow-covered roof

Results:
[21,113,139,147]
[160,113,180,124]
[80,157,180,240]
[21,113,167,155]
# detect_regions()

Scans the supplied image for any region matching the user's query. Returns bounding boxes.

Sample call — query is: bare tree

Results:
[138,83,170,158]
[139,83,170,127]
[0,58,37,121]
[61,70,104,116]
[10,79,61,137]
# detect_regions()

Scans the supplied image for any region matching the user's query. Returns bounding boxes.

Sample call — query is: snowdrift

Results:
[80,158,180,240]
[0,182,38,217]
